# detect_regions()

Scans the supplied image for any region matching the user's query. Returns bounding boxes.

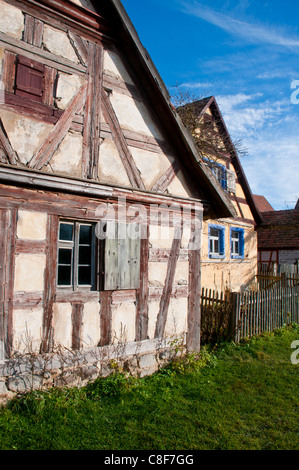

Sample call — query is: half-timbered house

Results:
[0,0,235,394]
[178,96,262,292]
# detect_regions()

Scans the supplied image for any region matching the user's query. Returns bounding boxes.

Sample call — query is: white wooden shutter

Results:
[104,222,141,290]
[226,169,236,193]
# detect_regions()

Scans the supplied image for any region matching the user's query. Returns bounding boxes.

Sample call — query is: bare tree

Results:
[169,84,248,164]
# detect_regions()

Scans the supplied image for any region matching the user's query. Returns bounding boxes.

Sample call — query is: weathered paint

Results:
[43,25,80,64]
[14,253,46,292]
[17,210,47,240]
[0,1,24,40]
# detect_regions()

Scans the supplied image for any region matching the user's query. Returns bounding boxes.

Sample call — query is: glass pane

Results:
[79,246,91,265]
[78,266,91,285]
[58,248,72,265]
[58,265,72,286]
[210,229,219,238]
[79,225,92,244]
[59,223,74,242]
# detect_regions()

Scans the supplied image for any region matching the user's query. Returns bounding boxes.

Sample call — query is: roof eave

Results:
[97,0,236,220]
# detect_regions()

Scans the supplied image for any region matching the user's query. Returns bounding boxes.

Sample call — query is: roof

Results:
[178,96,263,225]
[295,199,299,210]
[84,1,236,220]
[257,208,299,250]
[253,195,275,213]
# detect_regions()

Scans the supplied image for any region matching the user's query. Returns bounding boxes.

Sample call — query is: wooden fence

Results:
[256,272,299,290]
[201,285,299,344]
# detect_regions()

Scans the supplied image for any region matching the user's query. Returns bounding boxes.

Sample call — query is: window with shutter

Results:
[204,158,228,191]
[15,56,45,102]
[226,169,236,194]
[104,222,141,290]
[57,220,141,292]
[57,221,96,290]
[230,227,245,259]
[209,224,225,259]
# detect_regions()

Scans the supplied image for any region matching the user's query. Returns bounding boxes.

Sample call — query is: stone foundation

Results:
[0,338,182,404]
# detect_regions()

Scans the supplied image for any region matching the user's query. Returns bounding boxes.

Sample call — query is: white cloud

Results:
[214,92,298,210]
[243,136,299,209]
[179,1,299,50]
[180,81,213,89]
[216,93,288,136]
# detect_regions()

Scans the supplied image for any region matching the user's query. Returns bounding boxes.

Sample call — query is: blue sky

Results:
[121,0,299,210]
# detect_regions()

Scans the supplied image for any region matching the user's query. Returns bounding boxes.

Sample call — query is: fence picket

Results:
[201,285,299,344]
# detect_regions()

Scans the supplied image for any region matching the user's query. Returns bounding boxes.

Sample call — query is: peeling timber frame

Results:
[0,0,235,394]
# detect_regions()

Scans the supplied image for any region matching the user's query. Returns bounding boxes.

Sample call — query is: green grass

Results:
[0,324,298,450]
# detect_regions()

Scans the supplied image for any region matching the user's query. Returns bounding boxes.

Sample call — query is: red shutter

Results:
[15,56,44,102]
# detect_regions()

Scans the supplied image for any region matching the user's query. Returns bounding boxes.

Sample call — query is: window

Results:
[230,227,245,259]
[204,158,236,193]
[14,55,45,102]
[204,159,227,191]
[209,225,225,259]
[57,220,141,291]
[3,51,57,122]
[103,222,141,290]
[212,163,227,190]
[57,221,96,289]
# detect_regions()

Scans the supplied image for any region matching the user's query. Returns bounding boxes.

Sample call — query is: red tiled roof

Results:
[253,195,274,212]
[258,208,299,250]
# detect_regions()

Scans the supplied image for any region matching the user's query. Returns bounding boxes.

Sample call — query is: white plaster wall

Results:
[149,225,174,249]
[43,25,79,63]
[109,91,164,140]
[111,302,136,344]
[14,254,46,292]
[148,262,167,287]
[167,171,193,199]
[175,261,189,285]
[98,139,131,186]
[129,146,172,190]
[164,298,188,339]
[17,211,47,240]
[0,110,53,165]
[55,72,85,109]
[81,302,101,348]
[52,303,72,349]
[147,300,160,340]
[0,1,24,40]
[103,49,135,85]
[13,308,43,354]
[50,132,82,176]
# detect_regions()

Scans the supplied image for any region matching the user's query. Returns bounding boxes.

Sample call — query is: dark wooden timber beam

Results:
[28,82,87,170]
[154,226,182,339]
[101,88,145,190]
[82,43,103,180]
[41,214,58,353]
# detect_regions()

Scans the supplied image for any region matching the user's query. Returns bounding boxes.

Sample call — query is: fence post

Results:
[228,292,239,342]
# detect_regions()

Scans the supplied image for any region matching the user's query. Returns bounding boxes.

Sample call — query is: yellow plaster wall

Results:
[201,219,258,292]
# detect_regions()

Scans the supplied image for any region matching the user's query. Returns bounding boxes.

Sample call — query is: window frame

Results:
[204,158,227,191]
[57,220,97,291]
[208,224,225,259]
[56,219,142,292]
[230,227,245,259]
[14,55,45,103]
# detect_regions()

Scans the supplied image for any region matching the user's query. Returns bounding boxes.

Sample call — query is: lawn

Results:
[0,324,298,450]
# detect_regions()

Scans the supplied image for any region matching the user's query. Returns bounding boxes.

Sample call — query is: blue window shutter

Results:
[222,167,227,190]
[220,228,225,256]
[209,224,225,258]
[230,227,245,259]
[240,229,245,257]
